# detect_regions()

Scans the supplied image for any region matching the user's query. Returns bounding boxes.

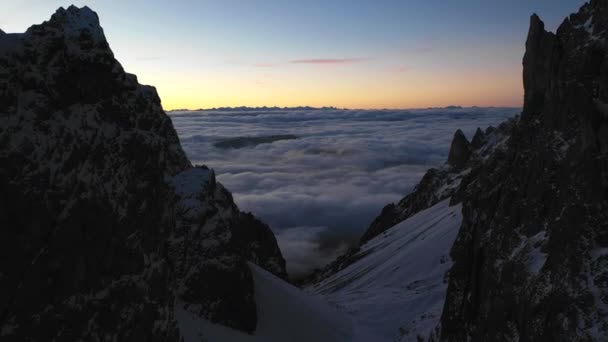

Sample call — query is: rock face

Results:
[168,168,286,333]
[311,2,608,341]
[439,2,608,340]
[0,6,285,341]
[447,130,472,169]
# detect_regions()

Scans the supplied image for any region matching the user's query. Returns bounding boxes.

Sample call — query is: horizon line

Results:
[164,105,523,112]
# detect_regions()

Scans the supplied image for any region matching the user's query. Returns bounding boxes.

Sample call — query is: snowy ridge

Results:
[308,199,462,341]
[354,117,515,247]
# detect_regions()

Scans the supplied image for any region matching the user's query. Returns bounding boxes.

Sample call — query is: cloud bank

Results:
[170,107,518,277]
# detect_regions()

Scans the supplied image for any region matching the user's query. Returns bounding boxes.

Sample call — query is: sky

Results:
[1,0,586,109]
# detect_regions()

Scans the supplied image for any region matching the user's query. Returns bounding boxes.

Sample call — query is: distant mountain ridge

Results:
[168,106,340,112]
[166,105,512,112]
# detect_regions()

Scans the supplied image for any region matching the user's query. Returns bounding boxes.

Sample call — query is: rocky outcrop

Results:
[521,15,558,120]
[0,6,285,341]
[359,122,513,246]
[470,127,485,149]
[168,167,286,333]
[447,130,472,169]
[438,2,608,340]
[303,120,515,286]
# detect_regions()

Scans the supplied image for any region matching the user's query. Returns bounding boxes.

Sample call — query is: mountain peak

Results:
[522,11,556,119]
[27,5,106,44]
[527,13,546,39]
[49,5,104,40]
[0,5,287,340]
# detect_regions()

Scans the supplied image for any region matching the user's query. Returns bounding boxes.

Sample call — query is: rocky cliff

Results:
[310,1,608,341]
[0,6,285,341]
[438,2,608,340]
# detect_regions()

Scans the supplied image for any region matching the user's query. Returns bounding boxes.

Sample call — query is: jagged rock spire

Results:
[440,2,608,340]
[522,14,557,120]
[471,127,485,149]
[447,129,472,169]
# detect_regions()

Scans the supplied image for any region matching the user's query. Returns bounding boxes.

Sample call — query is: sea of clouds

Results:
[169,107,518,277]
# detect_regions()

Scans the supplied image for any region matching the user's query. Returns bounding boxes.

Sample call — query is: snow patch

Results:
[584,16,594,34]
[510,230,547,275]
[168,167,211,218]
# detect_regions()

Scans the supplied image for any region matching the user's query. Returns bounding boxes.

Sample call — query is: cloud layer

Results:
[170,107,518,277]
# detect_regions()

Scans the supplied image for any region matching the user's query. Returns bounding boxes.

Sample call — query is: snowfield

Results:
[307,199,462,341]
[177,198,462,341]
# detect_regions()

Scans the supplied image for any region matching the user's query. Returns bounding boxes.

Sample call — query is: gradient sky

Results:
[2,0,586,109]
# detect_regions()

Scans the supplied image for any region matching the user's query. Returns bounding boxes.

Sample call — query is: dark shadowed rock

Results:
[471,127,485,149]
[439,2,608,340]
[522,14,558,120]
[447,129,472,169]
[0,6,286,341]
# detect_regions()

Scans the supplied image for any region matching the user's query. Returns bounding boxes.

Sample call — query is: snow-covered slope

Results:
[307,199,462,342]
[177,263,378,342]
[175,199,462,342]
